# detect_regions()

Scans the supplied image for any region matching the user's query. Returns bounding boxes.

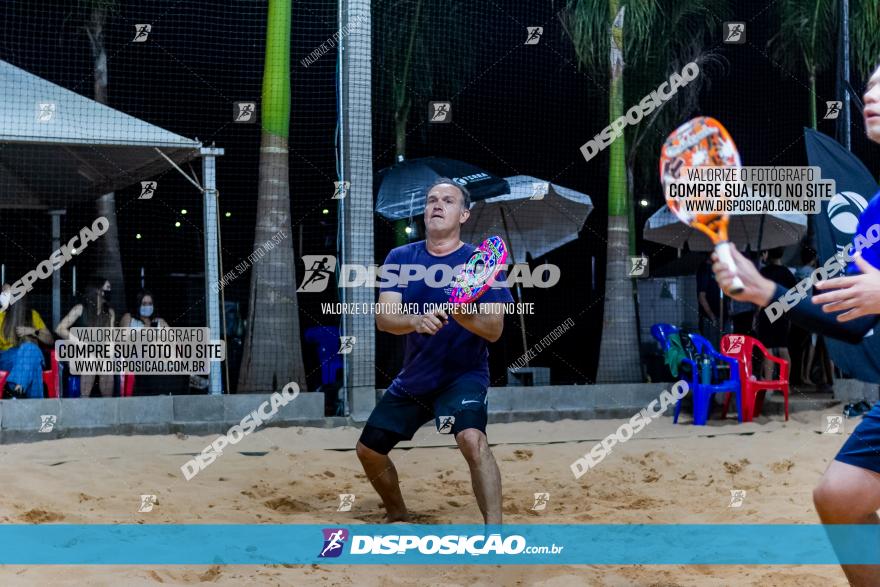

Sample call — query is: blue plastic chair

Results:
[650,323,679,352]
[677,333,743,425]
[304,326,343,386]
[651,323,692,379]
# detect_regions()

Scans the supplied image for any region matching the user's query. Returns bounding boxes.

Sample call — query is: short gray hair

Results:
[427,177,471,210]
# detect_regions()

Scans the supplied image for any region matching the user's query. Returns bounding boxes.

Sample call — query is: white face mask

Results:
[140,305,154,318]
[0,291,10,311]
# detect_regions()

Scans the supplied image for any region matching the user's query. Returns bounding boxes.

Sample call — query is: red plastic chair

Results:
[720,334,789,421]
[120,373,135,397]
[0,350,59,398]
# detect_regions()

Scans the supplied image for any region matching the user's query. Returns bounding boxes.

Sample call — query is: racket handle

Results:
[715,241,745,295]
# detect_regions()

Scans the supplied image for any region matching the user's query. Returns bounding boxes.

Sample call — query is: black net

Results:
[1,0,879,404]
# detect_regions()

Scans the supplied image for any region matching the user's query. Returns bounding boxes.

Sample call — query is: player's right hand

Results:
[711,244,776,306]
[412,308,448,335]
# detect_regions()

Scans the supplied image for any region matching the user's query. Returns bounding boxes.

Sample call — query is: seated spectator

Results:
[0,285,54,398]
[55,277,115,398]
[120,290,169,329]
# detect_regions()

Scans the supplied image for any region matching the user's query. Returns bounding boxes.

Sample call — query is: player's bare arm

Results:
[449,303,504,342]
[376,291,449,335]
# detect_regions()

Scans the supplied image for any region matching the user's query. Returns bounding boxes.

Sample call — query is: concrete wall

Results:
[832,378,879,404]
[0,383,677,443]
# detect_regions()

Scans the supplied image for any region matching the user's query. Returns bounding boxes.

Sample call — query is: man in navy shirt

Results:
[356,178,513,524]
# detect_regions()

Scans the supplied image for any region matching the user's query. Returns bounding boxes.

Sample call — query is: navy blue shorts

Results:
[836,402,880,474]
[365,378,488,441]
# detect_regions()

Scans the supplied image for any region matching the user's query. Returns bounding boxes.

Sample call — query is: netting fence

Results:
[1,0,879,408]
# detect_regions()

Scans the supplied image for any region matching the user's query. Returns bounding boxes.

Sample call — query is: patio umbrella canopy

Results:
[643,206,807,251]
[375,156,509,221]
[460,175,593,263]
[0,60,202,208]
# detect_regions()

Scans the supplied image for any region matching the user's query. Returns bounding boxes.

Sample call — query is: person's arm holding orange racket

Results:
[712,245,878,343]
[813,253,880,321]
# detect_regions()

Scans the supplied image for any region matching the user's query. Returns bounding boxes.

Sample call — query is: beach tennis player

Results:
[356,178,513,524]
[713,63,880,586]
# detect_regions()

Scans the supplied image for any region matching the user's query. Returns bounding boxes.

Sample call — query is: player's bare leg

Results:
[356,441,409,522]
[814,460,880,586]
[456,428,502,524]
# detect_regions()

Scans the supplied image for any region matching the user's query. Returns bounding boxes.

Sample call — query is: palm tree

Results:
[564,0,726,382]
[238,0,307,392]
[769,0,837,129]
[770,0,880,129]
[79,0,126,306]
[374,0,476,244]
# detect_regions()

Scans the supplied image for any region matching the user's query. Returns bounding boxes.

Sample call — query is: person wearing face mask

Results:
[55,277,115,398]
[120,291,168,329]
[0,284,54,399]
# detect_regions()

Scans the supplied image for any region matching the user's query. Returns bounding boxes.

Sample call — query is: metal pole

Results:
[340,0,376,420]
[49,210,65,327]
[841,0,851,150]
[201,147,225,395]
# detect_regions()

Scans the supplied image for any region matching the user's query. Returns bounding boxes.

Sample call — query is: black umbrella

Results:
[375,157,509,221]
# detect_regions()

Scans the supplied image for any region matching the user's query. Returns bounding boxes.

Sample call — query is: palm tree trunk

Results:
[596,2,641,383]
[238,0,306,392]
[809,70,817,130]
[86,4,126,306]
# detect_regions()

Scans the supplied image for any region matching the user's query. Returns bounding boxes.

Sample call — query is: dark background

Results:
[1,0,878,389]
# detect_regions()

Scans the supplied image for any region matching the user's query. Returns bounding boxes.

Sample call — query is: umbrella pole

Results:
[500,207,530,364]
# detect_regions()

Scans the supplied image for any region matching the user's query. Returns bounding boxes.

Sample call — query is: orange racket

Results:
[660,116,745,294]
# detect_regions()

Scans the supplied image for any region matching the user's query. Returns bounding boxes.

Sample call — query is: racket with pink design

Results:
[448,236,509,304]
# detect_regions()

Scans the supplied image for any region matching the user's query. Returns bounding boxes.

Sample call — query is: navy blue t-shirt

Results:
[381,241,513,397]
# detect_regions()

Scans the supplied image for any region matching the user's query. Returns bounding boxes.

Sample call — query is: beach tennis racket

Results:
[448,236,509,304]
[660,116,745,294]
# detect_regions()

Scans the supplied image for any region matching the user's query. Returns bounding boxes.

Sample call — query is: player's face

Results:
[424,184,469,233]
[863,65,880,144]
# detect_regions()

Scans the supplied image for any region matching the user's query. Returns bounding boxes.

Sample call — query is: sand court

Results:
[0,408,853,585]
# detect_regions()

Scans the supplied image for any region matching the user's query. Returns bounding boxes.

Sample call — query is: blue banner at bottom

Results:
[2,524,879,564]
